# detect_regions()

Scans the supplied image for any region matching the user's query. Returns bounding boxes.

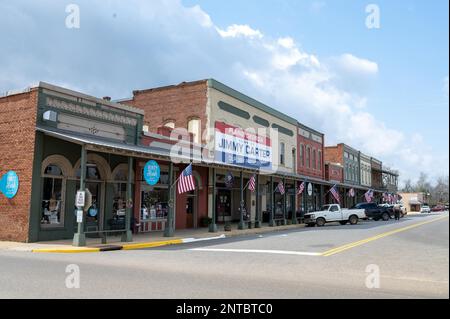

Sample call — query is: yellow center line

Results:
[322,215,449,257]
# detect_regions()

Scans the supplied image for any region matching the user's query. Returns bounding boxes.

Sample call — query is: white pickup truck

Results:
[303,204,367,227]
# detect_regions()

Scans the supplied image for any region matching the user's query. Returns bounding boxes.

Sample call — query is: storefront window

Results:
[75,163,101,180]
[112,167,128,217]
[113,183,127,217]
[141,188,169,220]
[41,165,64,227]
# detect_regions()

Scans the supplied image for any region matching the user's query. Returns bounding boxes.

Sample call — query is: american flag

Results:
[330,185,340,204]
[348,188,355,197]
[248,174,256,192]
[277,181,285,195]
[297,181,305,195]
[365,189,374,203]
[178,163,196,194]
[388,193,393,204]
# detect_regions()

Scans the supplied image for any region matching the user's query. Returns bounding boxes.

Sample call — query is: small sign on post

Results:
[76,210,83,223]
[75,191,85,208]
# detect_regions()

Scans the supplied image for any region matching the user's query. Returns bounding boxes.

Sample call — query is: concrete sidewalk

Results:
[0,222,306,253]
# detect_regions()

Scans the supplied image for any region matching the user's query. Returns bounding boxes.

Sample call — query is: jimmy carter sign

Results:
[215,122,272,170]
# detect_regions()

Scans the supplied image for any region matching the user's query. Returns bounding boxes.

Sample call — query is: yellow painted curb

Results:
[121,239,183,250]
[322,215,449,257]
[32,247,101,253]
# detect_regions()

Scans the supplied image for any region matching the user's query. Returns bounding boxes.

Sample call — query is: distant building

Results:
[398,192,429,212]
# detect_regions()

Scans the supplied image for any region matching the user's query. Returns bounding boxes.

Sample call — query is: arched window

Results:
[187,118,201,144]
[299,144,304,167]
[312,149,317,170]
[306,146,311,168]
[318,151,322,171]
[292,148,296,173]
[280,142,285,165]
[41,164,65,227]
[164,121,175,129]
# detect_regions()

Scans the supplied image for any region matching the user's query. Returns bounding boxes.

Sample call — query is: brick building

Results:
[0,79,400,243]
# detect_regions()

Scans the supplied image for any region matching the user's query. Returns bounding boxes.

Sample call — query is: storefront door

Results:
[217,190,231,223]
[186,193,197,228]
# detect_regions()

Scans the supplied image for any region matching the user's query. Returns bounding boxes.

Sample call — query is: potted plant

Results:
[200,216,212,227]
[224,222,232,231]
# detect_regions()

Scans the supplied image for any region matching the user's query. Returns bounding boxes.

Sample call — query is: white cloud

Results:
[0,0,445,183]
[217,24,263,39]
[333,54,379,75]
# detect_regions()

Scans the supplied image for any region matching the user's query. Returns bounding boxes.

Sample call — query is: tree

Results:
[401,179,414,192]
[415,172,432,193]
[431,175,449,204]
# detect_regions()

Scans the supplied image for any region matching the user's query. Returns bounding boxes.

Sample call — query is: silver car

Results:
[421,205,431,213]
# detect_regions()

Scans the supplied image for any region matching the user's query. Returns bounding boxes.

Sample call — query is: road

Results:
[0,212,448,299]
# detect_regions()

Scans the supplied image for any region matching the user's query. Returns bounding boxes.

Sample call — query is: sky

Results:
[0,0,448,186]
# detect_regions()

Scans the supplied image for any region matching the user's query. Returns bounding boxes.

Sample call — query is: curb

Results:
[31,234,227,254]
[30,224,306,254]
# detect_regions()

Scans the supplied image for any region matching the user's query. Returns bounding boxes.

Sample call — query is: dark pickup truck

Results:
[350,203,393,221]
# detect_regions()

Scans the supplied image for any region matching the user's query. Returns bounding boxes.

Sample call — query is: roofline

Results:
[132,79,208,96]
[207,78,298,126]
[297,121,324,136]
[39,82,145,116]
[0,83,40,99]
[360,153,371,161]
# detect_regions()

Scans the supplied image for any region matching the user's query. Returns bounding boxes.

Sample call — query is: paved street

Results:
[0,212,448,299]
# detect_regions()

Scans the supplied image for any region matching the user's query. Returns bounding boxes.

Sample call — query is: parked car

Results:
[303,204,366,227]
[350,202,393,221]
[431,205,446,212]
[421,205,431,213]
[399,205,407,216]
[383,204,407,217]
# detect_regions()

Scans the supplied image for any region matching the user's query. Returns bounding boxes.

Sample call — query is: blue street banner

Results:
[0,171,19,199]
[143,160,161,186]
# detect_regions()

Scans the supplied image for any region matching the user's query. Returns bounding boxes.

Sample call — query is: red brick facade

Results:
[123,80,209,143]
[325,163,343,183]
[297,129,325,180]
[324,144,344,166]
[0,89,38,242]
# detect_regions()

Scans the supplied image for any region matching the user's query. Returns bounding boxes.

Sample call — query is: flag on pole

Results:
[248,174,256,192]
[348,188,355,197]
[330,185,340,204]
[364,189,374,203]
[297,181,305,195]
[388,193,393,204]
[277,181,285,195]
[178,163,196,194]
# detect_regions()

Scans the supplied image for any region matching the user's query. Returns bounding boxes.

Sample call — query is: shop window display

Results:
[41,165,64,227]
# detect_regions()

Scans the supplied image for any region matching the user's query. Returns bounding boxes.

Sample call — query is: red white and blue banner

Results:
[215,121,272,170]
